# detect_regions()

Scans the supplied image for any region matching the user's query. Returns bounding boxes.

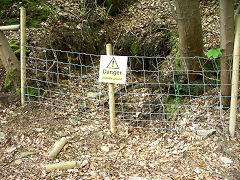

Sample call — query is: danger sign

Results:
[99,55,128,84]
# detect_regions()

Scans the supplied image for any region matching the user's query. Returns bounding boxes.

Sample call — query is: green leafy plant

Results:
[106,4,113,17]
[206,48,223,59]
[0,0,51,27]
[79,3,86,15]
[28,87,39,97]
[166,96,184,115]
[10,40,20,56]
[175,84,183,101]
[130,42,139,55]
[4,68,20,92]
[51,171,55,180]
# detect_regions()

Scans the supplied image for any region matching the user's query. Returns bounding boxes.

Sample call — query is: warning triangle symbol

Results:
[107,57,119,69]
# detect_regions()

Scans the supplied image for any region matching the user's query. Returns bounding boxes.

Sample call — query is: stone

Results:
[0,132,6,141]
[220,156,233,164]
[55,131,68,137]
[81,159,89,167]
[101,146,110,153]
[1,120,7,124]
[82,147,88,151]
[194,167,201,174]
[69,118,78,126]
[87,92,102,99]
[35,128,44,132]
[15,159,23,164]
[196,129,216,138]
[6,146,16,153]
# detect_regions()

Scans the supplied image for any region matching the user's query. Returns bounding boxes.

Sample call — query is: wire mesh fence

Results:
[25,46,235,134]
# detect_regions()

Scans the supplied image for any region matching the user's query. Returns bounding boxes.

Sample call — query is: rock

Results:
[87,92,102,99]
[220,156,233,164]
[0,132,6,141]
[80,126,88,131]
[139,161,146,167]
[194,167,202,174]
[1,120,7,124]
[35,128,44,132]
[18,151,35,159]
[15,159,23,164]
[81,159,89,167]
[69,118,78,126]
[196,129,216,138]
[80,146,88,151]
[101,146,110,153]
[6,146,16,153]
[55,131,68,137]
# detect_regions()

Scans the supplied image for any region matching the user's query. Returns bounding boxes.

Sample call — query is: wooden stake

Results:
[20,7,26,106]
[229,14,240,137]
[106,44,116,134]
[0,25,20,31]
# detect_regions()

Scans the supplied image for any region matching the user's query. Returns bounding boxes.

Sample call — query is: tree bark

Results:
[220,0,234,107]
[0,30,20,90]
[0,31,20,71]
[175,0,203,81]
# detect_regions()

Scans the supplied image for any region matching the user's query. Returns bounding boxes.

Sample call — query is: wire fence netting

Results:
[25,46,236,134]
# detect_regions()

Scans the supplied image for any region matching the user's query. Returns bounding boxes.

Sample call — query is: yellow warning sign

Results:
[99,55,128,84]
[107,57,119,69]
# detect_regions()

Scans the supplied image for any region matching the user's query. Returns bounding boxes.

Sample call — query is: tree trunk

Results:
[220,0,234,107]
[0,30,20,90]
[175,0,203,81]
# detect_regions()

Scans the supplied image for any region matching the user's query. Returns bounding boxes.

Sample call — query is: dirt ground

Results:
[0,99,240,179]
[0,0,240,179]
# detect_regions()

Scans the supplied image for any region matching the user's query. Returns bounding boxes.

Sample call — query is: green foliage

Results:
[106,4,113,17]
[51,171,55,180]
[166,96,184,115]
[105,0,120,16]
[10,40,30,59]
[0,0,51,27]
[4,68,19,92]
[105,0,136,16]
[206,48,223,59]
[130,42,139,55]
[123,41,139,56]
[0,0,14,7]
[79,3,86,15]
[10,40,20,57]
[28,87,38,97]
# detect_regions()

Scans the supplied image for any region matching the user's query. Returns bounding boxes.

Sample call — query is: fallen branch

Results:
[48,137,67,159]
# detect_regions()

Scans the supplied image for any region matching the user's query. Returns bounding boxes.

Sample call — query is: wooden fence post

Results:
[229,14,240,137]
[20,7,26,105]
[106,44,116,134]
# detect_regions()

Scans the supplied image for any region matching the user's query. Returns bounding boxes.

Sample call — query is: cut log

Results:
[48,137,67,159]
[45,161,77,172]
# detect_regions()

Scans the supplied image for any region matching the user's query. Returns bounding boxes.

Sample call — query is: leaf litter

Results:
[1,0,240,179]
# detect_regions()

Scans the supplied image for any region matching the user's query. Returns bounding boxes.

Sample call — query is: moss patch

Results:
[4,68,20,92]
